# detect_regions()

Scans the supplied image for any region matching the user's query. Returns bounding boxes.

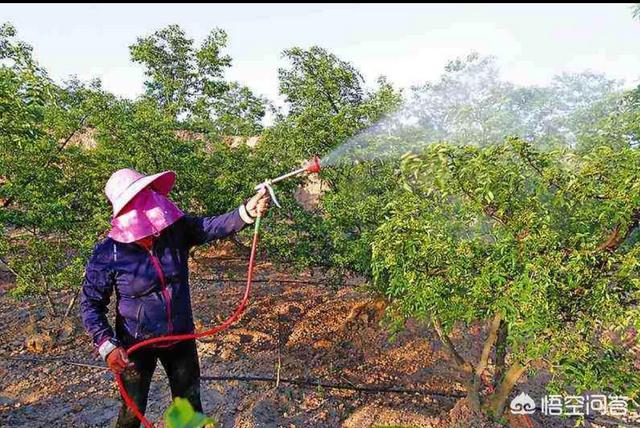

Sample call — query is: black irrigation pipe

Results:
[201,375,465,398]
[5,355,464,398]
[199,277,325,285]
[5,355,108,370]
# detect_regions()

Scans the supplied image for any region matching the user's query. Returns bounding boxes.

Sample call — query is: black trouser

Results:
[116,339,202,428]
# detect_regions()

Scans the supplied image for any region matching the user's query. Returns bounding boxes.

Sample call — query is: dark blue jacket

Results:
[80,208,251,355]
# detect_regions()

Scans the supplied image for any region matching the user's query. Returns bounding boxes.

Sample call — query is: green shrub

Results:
[372,139,640,416]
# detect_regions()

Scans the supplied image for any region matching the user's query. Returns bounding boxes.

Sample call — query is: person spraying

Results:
[79,168,270,427]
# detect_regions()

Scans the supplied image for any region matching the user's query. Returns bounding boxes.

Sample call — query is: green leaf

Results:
[486,190,494,202]
[164,398,215,428]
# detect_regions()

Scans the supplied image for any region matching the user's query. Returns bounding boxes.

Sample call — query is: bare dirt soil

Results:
[0,243,622,427]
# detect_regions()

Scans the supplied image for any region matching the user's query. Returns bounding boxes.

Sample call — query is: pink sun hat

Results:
[105,168,185,243]
[105,168,177,217]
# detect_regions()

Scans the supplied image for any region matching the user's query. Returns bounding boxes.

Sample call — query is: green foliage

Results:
[130,24,229,118]
[130,24,265,134]
[320,161,402,275]
[372,139,640,398]
[0,23,106,305]
[164,398,215,428]
[578,88,640,151]
[202,82,266,136]
[279,46,365,116]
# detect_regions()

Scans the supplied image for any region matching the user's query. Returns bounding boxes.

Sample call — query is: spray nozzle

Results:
[305,155,321,174]
[254,155,322,210]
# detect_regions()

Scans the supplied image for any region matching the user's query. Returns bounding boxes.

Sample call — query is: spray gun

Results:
[254,155,321,208]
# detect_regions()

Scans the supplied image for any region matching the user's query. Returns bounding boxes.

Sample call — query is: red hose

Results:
[115,216,262,428]
[524,414,534,428]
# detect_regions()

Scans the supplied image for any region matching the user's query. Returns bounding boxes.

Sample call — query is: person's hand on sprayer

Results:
[245,187,271,218]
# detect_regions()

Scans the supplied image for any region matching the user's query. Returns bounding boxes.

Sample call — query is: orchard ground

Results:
[0,241,610,428]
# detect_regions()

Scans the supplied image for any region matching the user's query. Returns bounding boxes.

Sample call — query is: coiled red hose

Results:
[115,216,262,428]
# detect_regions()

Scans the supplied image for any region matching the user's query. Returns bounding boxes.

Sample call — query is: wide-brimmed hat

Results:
[105,168,176,217]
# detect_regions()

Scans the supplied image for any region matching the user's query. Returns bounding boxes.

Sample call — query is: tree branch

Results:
[445,153,508,227]
[304,63,340,115]
[433,319,473,374]
[476,313,502,378]
[53,114,91,156]
[516,144,564,193]
[63,289,80,319]
[598,208,640,252]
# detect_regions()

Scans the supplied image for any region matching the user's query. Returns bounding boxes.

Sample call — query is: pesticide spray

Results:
[319,55,623,168]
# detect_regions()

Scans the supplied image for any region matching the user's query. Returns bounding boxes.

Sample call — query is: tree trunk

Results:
[476,313,502,378]
[485,362,528,418]
[493,321,508,389]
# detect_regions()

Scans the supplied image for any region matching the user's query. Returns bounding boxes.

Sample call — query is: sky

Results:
[3,3,640,110]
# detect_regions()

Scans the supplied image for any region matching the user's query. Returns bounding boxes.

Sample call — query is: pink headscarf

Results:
[108,188,184,243]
